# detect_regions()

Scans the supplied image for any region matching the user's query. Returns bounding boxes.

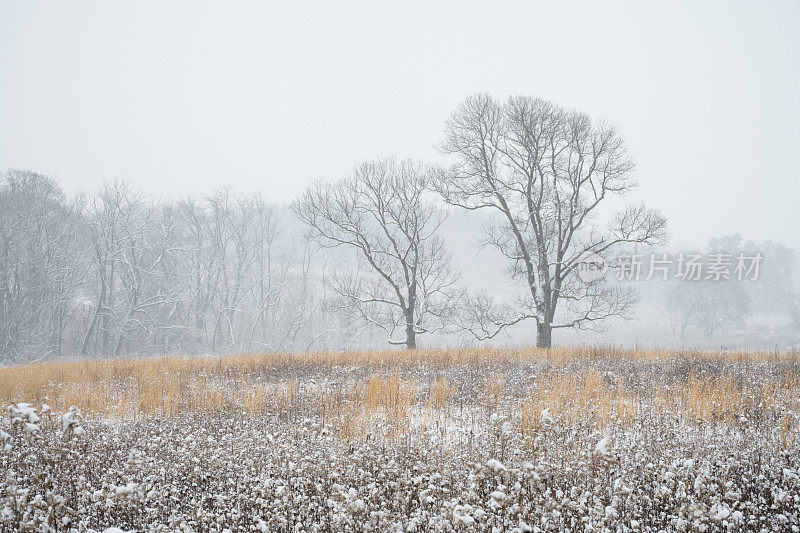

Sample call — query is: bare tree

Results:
[665,281,750,339]
[293,157,459,349]
[692,282,750,338]
[111,203,184,356]
[205,190,259,352]
[0,171,334,359]
[0,171,87,362]
[242,199,322,352]
[176,192,323,354]
[435,94,667,348]
[80,180,151,356]
[665,283,696,342]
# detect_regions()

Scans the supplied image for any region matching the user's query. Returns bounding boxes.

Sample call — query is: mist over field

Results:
[1,1,799,532]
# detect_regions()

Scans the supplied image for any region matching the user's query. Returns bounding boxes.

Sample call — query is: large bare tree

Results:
[293,157,459,349]
[436,94,667,348]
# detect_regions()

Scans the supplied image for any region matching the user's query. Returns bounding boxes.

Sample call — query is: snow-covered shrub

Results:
[61,405,85,440]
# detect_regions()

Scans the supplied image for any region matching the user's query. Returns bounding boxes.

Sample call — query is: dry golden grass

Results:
[428,377,454,412]
[362,374,417,442]
[1,347,797,444]
[483,374,504,413]
[517,371,639,433]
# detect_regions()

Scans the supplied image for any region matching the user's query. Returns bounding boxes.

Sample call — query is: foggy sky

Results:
[1,1,799,249]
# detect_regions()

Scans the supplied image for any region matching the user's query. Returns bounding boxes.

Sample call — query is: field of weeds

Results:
[1,347,800,532]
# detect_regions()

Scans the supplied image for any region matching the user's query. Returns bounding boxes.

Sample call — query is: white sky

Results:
[1,1,799,248]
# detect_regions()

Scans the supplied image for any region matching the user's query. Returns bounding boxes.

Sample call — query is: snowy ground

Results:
[1,348,799,531]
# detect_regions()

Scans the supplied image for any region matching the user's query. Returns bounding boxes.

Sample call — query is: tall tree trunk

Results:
[54,303,64,358]
[404,309,416,350]
[102,263,115,355]
[115,288,141,356]
[536,322,552,348]
[81,281,106,355]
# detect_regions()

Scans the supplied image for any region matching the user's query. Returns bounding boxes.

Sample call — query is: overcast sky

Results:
[1,1,798,248]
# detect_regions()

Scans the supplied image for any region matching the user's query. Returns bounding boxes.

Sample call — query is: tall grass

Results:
[1,347,797,446]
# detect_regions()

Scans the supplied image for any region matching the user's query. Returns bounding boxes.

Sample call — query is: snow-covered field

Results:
[1,348,799,532]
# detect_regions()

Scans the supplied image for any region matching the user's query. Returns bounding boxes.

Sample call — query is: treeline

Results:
[0,171,337,363]
[4,94,674,361]
[4,94,799,362]
[663,235,799,342]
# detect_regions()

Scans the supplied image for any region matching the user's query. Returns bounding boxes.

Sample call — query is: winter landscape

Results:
[2,1,800,532]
